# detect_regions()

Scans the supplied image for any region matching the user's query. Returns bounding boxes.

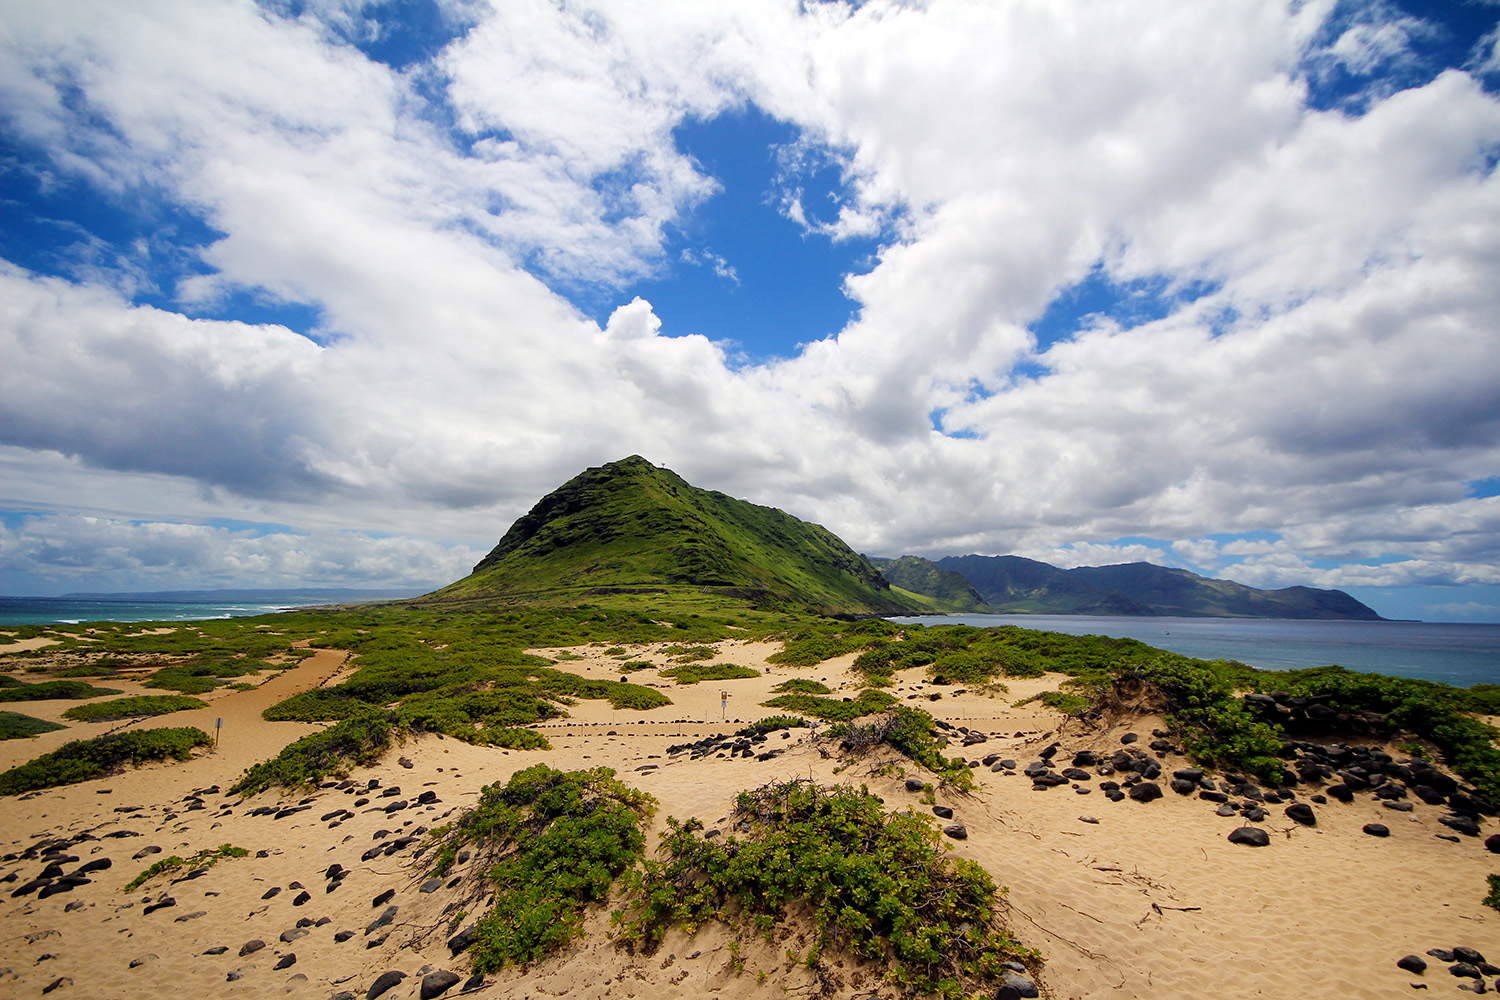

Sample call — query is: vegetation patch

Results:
[428,765,655,971]
[123,844,248,892]
[0,727,212,795]
[766,619,900,667]
[761,689,896,722]
[62,694,207,722]
[231,712,400,795]
[146,658,266,694]
[619,780,1028,1000]
[824,706,975,790]
[658,663,760,685]
[662,644,717,662]
[0,711,67,740]
[0,679,124,702]
[771,678,831,694]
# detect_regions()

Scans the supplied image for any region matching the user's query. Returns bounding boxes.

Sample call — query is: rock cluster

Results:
[1399,945,1500,993]
[667,731,785,762]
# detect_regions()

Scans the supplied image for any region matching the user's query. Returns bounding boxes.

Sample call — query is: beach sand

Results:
[1,638,1496,999]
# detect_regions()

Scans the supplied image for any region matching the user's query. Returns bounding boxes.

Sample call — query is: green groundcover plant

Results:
[427,764,656,971]
[0,727,212,795]
[618,779,1029,1000]
[62,694,206,722]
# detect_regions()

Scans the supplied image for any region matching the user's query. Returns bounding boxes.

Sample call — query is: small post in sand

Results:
[214,717,222,748]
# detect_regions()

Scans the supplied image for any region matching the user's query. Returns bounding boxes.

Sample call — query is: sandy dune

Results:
[1,639,1496,1000]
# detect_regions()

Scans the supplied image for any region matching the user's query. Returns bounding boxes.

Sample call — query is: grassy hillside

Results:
[870,555,988,611]
[431,456,921,616]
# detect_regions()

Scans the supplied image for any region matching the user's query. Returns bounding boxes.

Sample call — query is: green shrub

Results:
[825,706,975,790]
[62,695,206,722]
[761,689,896,722]
[0,680,124,702]
[231,712,397,795]
[771,678,831,694]
[0,712,67,740]
[620,780,1027,999]
[1486,874,1500,914]
[428,765,655,971]
[658,663,760,685]
[0,727,212,794]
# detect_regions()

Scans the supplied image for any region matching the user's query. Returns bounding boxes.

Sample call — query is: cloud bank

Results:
[1,0,1498,619]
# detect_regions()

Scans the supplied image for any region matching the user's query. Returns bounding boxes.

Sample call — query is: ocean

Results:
[0,596,331,627]
[890,614,1500,688]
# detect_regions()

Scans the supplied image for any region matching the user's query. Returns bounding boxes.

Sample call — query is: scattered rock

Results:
[1120,733,1138,744]
[996,968,1040,999]
[367,970,407,999]
[1398,955,1428,975]
[129,953,158,968]
[448,925,477,955]
[932,806,953,820]
[421,970,462,999]
[1363,823,1391,838]
[1128,782,1163,803]
[1228,827,1270,847]
[904,778,925,792]
[366,906,398,935]
[1456,948,1488,967]
[42,976,71,994]
[240,940,267,957]
[280,928,309,943]
[274,953,297,970]
[943,823,967,840]
[1285,803,1316,826]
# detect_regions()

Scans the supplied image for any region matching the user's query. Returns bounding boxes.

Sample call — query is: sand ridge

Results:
[1,639,1496,1000]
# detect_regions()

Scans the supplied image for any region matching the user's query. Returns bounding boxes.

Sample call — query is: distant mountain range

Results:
[871,553,1383,620]
[424,456,1380,621]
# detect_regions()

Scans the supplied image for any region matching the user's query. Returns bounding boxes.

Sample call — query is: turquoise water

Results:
[0,596,321,626]
[891,614,1500,688]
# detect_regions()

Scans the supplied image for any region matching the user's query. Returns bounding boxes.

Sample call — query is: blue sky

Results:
[1,0,1500,623]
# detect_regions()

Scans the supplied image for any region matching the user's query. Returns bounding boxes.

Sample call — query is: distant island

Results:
[872,553,1384,620]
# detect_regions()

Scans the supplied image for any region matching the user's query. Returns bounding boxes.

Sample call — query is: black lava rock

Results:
[421,970,462,1000]
[1363,823,1391,837]
[367,971,408,999]
[1227,827,1270,847]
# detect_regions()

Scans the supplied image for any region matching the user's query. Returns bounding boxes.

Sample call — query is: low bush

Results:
[0,680,123,702]
[761,689,896,722]
[825,706,974,790]
[62,694,206,722]
[658,663,760,685]
[771,678,831,694]
[231,712,397,795]
[619,780,1027,999]
[0,727,212,794]
[428,765,655,971]
[0,711,67,740]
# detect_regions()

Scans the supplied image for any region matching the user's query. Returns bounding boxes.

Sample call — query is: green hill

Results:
[868,555,988,612]
[432,456,920,615]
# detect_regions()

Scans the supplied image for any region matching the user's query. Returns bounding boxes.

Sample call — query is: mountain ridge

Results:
[434,455,919,615]
[920,553,1384,620]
